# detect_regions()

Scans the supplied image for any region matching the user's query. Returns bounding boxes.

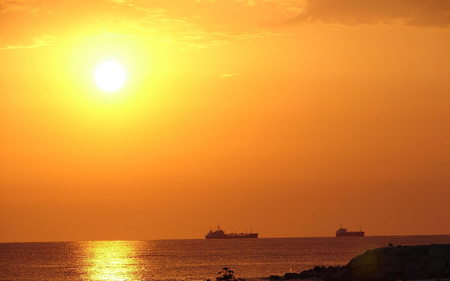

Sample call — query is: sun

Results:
[94,61,126,92]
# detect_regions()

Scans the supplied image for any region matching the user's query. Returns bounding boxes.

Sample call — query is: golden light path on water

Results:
[80,241,145,280]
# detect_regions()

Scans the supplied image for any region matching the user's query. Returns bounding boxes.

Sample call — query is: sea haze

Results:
[2,236,450,280]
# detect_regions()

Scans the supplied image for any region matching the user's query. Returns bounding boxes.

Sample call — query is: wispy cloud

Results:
[286,0,450,28]
[0,36,55,50]
[0,0,293,50]
[221,73,241,78]
[196,0,306,11]
[0,0,149,48]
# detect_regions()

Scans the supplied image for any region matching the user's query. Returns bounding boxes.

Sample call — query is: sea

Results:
[2,235,450,281]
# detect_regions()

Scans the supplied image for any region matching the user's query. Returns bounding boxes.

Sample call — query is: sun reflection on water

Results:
[79,241,146,280]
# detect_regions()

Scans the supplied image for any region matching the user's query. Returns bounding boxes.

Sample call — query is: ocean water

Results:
[2,236,450,280]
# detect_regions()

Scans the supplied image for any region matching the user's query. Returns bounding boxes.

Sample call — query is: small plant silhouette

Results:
[216,267,244,281]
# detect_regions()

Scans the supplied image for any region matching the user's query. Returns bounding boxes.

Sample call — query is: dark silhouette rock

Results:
[403,246,422,262]
[429,247,450,258]
[404,260,425,272]
[388,246,403,255]
[380,252,404,266]
[298,270,312,279]
[269,275,282,280]
[276,243,450,281]
[425,256,448,277]
[347,253,379,270]
[352,264,379,278]
[283,272,301,279]
[378,264,403,278]
[329,267,350,279]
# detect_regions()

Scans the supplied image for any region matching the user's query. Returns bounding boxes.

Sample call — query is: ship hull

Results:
[336,232,364,237]
[205,234,258,239]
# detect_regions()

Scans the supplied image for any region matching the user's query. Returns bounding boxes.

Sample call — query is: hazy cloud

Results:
[0,0,288,49]
[287,0,450,28]
[0,36,55,50]
[195,0,306,12]
[221,73,241,78]
[0,0,151,47]
[5,0,448,50]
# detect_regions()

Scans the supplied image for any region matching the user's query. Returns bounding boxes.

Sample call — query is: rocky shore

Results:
[269,243,450,280]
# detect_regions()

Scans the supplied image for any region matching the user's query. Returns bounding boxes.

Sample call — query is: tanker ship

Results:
[205,226,258,239]
[335,226,365,237]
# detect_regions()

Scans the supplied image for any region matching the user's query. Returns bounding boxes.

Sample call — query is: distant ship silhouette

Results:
[335,226,365,237]
[205,226,258,239]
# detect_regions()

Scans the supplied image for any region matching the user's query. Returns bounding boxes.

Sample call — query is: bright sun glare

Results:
[94,61,126,92]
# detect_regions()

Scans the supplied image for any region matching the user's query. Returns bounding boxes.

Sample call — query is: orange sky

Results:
[1,0,450,242]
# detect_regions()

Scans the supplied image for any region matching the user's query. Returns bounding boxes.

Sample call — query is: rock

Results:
[326,266,340,274]
[364,247,389,258]
[420,255,429,264]
[351,265,379,278]
[403,246,422,262]
[313,265,327,273]
[429,247,450,259]
[329,267,350,279]
[297,270,312,279]
[277,243,450,281]
[283,272,301,280]
[380,252,404,266]
[369,269,388,280]
[378,265,404,279]
[347,253,379,270]
[404,260,425,273]
[425,256,448,277]
[417,245,431,255]
[387,246,403,255]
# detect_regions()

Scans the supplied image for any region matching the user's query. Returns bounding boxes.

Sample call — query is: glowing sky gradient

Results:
[1,0,449,242]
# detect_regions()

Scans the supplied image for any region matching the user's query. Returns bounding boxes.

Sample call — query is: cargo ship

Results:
[335,226,365,237]
[205,226,258,239]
